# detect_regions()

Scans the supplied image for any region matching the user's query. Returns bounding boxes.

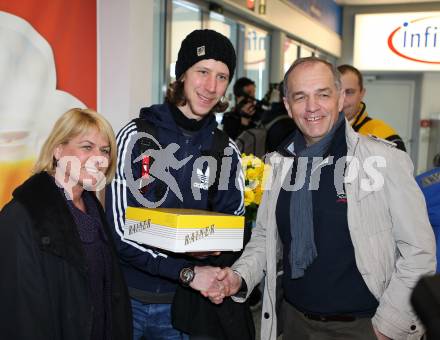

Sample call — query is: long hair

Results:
[33,108,117,184]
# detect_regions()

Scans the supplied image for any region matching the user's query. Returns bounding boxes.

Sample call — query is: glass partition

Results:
[284,38,299,73]
[170,0,202,80]
[243,23,270,99]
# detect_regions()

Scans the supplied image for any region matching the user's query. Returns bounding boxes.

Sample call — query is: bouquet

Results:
[241,153,269,225]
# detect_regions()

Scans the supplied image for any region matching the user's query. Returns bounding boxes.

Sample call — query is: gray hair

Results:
[283,57,341,98]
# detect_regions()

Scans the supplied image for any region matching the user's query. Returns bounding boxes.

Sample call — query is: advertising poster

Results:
[0,0,96,208]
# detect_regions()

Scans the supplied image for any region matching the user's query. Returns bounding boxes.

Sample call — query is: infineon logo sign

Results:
[354,12,440,71]
[388,15,440,64]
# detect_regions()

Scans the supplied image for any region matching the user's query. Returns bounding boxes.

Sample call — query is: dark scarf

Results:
[288,112,345,278]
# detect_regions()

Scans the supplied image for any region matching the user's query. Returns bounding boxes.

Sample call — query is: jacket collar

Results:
[276,117,359,156]
[351,101,368,128]
[139,103,219,149]
[13,172,88,274]
[271,123,377,202]
[271,119,361,186]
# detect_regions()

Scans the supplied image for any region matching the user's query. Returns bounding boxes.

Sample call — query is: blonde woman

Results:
[0,108,132,340]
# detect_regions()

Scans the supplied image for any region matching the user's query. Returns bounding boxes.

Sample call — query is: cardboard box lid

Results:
[125,207,244,229]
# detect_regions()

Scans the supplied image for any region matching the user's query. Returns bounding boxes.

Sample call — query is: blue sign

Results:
[286,0,342,35]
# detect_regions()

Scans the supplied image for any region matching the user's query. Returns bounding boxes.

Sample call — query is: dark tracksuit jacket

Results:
[105,103,254,339]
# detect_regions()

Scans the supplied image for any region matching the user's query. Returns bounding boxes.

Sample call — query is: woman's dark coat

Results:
[0,172,132,340]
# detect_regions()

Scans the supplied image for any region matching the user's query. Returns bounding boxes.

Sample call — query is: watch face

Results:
[181,267,195,285]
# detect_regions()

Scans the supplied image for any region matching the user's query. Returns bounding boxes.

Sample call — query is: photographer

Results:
[222,77,260,139]
[260,81,297,152]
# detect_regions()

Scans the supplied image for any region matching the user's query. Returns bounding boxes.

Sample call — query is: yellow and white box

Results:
[124,207,245,252]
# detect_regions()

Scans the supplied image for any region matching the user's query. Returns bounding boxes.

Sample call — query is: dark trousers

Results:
[281,300,377,340]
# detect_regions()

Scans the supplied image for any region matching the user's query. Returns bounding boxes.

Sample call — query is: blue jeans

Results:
[131,299,188,340]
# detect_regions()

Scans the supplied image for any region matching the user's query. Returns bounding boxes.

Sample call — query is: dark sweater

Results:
[276,124,378,317]
[67,192,112,340]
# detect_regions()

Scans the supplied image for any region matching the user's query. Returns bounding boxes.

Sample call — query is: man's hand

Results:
[204,267,242,304]
[373,327,391,340]
[217,267,242,296]
[189,266,223,293]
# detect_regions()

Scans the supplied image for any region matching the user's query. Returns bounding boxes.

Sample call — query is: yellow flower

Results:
[244,187,255,206]
[241,153,269,223]
[254,186,263,205]
[241,154,254,168]
[251,157,263,168]
[246,168,259,181]
[255,164,264,176]
[242,153,270,209]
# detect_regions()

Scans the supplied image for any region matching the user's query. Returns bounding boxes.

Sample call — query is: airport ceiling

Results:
[335,0,439,5]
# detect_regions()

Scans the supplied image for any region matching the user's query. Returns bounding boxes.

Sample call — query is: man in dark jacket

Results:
[106,29,252,339]
[222,77,258,140]
[260,81,297,153]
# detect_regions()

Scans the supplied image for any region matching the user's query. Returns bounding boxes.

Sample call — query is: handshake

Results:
[189,266,244,304]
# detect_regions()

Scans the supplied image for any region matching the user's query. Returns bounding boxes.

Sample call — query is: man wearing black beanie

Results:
[106,29,254,340]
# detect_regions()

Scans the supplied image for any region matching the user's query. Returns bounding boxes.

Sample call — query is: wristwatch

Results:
[179,266,195,286]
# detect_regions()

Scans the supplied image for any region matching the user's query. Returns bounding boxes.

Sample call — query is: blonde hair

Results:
[33,108,117,184]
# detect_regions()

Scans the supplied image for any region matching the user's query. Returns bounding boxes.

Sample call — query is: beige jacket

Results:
[232,122,436,340]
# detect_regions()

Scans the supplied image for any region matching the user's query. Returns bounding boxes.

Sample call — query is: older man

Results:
[213,57,436,340]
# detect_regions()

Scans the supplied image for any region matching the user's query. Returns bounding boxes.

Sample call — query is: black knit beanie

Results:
[175,29,236,81]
